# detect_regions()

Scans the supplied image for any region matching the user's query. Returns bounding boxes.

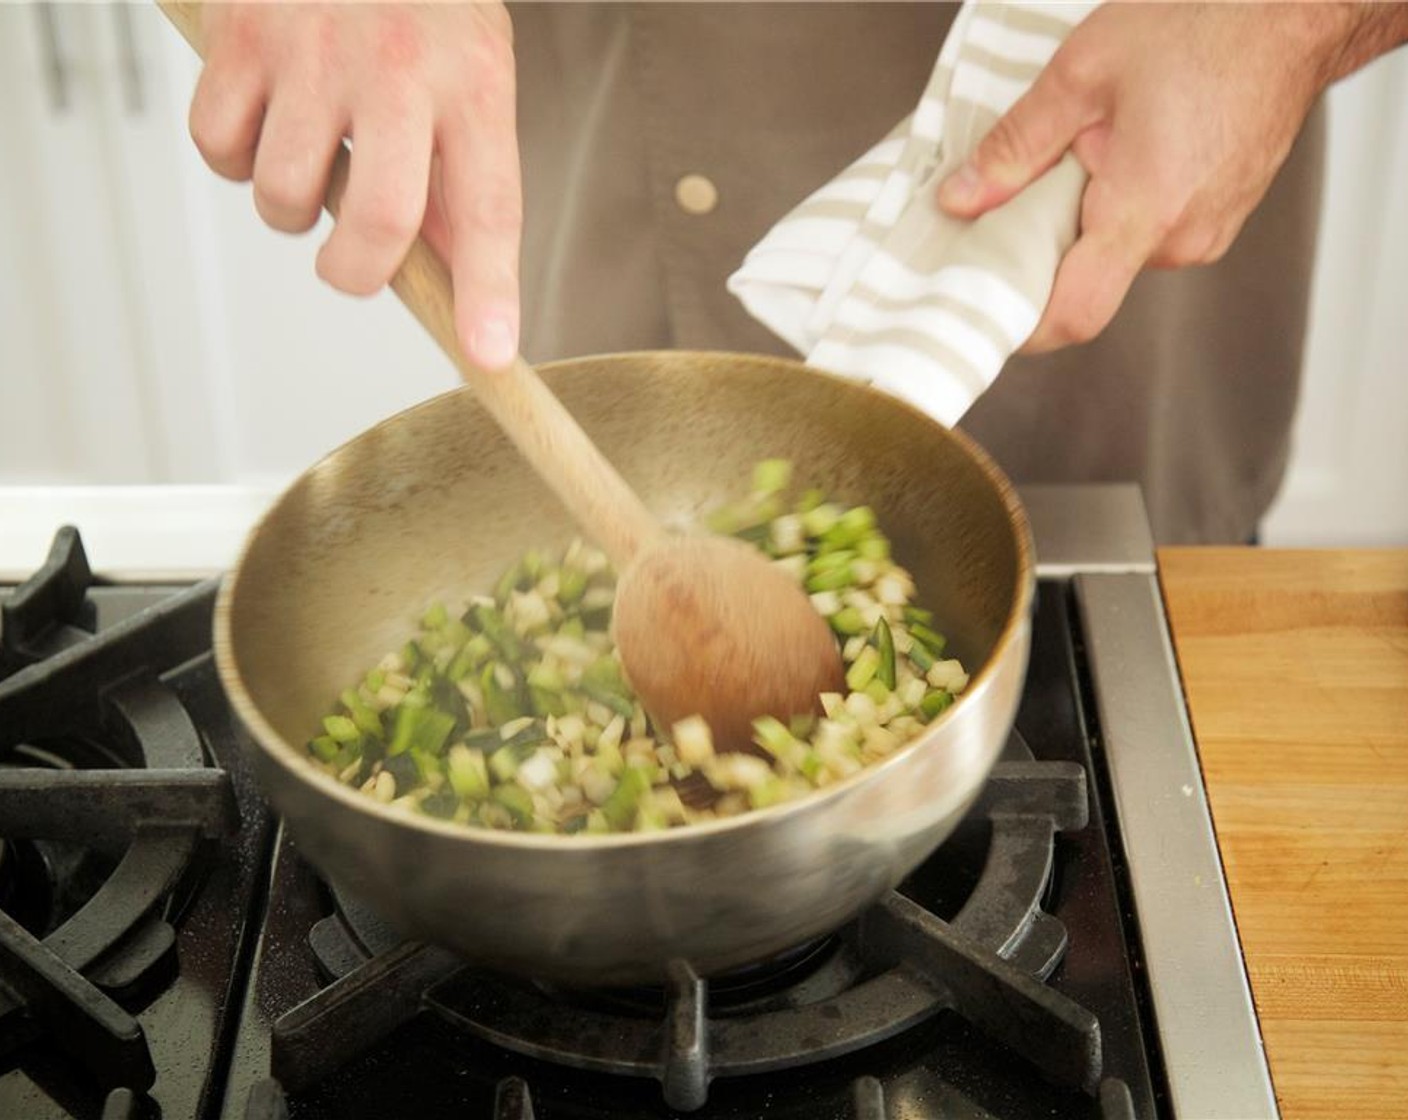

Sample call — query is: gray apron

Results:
[511,2,1324,543]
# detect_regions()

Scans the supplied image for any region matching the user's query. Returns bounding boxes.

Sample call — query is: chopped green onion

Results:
[872,618,897,689]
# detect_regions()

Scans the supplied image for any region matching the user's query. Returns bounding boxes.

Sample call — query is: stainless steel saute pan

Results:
[214,350,1034,986]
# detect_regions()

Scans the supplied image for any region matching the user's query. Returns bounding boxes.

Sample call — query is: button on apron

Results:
[674,174,719,215]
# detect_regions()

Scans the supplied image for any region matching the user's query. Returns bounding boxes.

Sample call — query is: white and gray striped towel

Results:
[728,2,1097,426]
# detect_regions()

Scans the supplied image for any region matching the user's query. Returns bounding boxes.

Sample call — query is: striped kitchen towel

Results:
[728,2,1097,426]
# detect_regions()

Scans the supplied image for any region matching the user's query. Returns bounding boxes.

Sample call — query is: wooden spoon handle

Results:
[157,1,663,570]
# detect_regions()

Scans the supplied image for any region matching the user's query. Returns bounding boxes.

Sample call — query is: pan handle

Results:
[155,2,664,570]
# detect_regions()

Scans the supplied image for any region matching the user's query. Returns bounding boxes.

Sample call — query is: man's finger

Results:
[252,90,345,234]
[315,98,434,296]
[1020,176,1162,353]
[189,53,266,183]
[438,87,523,371]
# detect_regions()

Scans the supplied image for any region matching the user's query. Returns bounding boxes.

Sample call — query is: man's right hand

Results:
[189,2,522,369]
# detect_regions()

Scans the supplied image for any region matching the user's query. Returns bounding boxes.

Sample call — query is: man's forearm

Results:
[1321,3,1408,85]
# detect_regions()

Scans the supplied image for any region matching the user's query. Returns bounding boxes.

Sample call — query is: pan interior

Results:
[223,352,1027,777]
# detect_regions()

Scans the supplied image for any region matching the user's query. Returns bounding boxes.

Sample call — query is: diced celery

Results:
[856,535,891,561]
[309,735,341,762]
[920,690,954,721]
[821,505,877,550]
[323,715,361,743]
[829,606,868,635]
[910,622,948,657]
[557,566,588,606]
[748,776,788,810]
[805,564,857,594]
[863,679,891,705]
[751,458,793,495]
[846,646,881,691]
[752,716,795,760]
[800,502,842,537]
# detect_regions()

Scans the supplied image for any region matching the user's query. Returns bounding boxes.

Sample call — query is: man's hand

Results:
[938,3,1408,353]
[189,3,521,368]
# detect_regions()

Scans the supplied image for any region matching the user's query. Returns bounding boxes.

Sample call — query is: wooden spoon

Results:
[160,3,844,751]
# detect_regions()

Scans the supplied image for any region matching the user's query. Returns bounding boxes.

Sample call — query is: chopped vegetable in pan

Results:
[306,460,969,834]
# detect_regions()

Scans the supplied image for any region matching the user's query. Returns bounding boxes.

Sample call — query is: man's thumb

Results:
[938,63,1091,218]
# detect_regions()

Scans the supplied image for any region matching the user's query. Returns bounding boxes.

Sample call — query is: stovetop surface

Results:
[0,536,1168,1120]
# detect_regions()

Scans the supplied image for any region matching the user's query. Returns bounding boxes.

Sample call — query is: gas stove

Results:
[0,486,1277,1119]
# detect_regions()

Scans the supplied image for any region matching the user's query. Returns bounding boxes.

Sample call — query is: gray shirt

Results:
[511,2,1325,543]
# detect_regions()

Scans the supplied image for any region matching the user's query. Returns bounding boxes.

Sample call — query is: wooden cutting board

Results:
[1158,548,1408,1119]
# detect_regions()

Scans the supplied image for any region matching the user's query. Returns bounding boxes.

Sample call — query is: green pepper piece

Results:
[531,687,567,719]
[580,659,636,718]
[382,751,420,792]
[340,689,383,738]
[322,715,361,743]
[448,746,491,800]
[400,639,426,674]
[491,783,535,827]
[497,719,550,753]
[469,603,524,661]
[480,663,524,727]
[309,735,340,762]
[420,788,460,819]
[494,560,529,605]
[601,766,651,831]
[388,704,457,758]
[461,727,502,751]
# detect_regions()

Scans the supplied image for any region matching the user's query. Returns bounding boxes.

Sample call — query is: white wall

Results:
[1262,49,1408,546]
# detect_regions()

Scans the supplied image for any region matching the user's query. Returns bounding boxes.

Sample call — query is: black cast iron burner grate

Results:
[0,528,238,1094]
[248,743,1136,1116]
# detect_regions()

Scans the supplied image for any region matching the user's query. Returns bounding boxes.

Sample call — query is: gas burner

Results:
[0,529,240,1099]
[244,731,1132,1115]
